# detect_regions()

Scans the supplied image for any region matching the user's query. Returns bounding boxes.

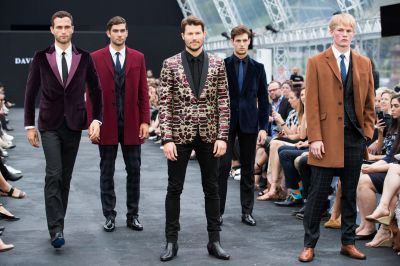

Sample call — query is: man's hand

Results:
[257,130,267,145]
[88,120,100,143]
[310,140,325,160]
[27,128,40,148]
[163,142,178,161]
[139,123,149,139]
[213,140,227,157]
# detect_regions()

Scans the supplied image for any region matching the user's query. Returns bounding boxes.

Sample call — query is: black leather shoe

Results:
[51,232,65,248]
[241,214,256,226]
[103,217,115,232]
[207,241,230,260]
[354,231,376,240]
[160,242,178,262]
[274,196,303,207]
[5,172,23,182]
[292,205,306,216]
[127,217,143,231]
[218,216,223,226]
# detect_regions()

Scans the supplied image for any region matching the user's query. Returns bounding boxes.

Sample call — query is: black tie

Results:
[115,52,122,73]
[61,52,68,85]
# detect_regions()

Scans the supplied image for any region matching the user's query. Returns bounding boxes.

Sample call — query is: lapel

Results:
[350,50,361,101]
[226,56,239,94]
[325,47,342,85]
[198,52,209,97]
[181,51,195,95]
[241,58,255,96]
[65,45,81,88]
[45,45,63,86]
[102,47,115,76]
[124,48,132,76]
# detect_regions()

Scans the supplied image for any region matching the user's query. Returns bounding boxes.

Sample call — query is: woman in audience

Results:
[281,80,293,99]
[356,94,400,240]
[258,87,304,200]
[0,172,26,199]
[369,89,395,156]
[364,163,399,248]
[0,237,13,252]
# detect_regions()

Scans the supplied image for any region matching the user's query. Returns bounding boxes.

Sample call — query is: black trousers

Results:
[165,134,220,243]
[297,155,311,199]
[40,122,81,236]
[278,145,308,189]
[303,127,365,247]
[218,128,257,215]
[99,126,141,219]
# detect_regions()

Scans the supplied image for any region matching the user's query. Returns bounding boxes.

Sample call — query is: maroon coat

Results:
[87,46,150,145]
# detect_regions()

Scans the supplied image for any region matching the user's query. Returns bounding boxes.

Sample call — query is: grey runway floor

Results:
[0,108,398,266]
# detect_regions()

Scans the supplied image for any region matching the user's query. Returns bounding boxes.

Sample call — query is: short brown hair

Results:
[107,16,127,31]
[230,25,251,40]
[51,11,73,27]
[181,15,204,33]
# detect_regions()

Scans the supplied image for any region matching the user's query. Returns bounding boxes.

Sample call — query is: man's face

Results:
[107,23,128,47]
[231,33,250,57]
[181,24,205,53]
[268,82,282,101]
[50,17,74,45]
[330,24,354,50]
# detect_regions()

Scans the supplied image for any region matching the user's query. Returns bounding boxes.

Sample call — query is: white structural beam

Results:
[336,0,364,18]
[261,0,294,30]
[205,16,381,51]
[176,0,202,18]
[212,0,242,33]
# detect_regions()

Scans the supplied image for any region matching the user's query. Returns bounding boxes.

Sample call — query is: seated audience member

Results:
[0,202,19,221]
[274,88,308,206]
[267,81,292,138]
[356,94,400,240]
[258,87,304,200]
[364,163,399,248]
[0,83,15,108]
[281,80,293,99]
[368,88,394,154]
[0,172,26,199]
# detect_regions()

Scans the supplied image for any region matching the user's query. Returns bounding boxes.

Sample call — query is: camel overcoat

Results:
[306,47,375,168]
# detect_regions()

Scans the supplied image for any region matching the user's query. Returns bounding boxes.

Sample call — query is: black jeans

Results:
[218,128,257,215]
[40,122,81,236]
[165,134,221,243]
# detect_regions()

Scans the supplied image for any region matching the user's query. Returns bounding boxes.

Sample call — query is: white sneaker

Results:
[5,164,22,174]
[3,134,14,141]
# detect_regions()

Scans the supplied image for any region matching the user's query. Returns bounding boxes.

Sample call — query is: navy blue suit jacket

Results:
[224,55,269,134]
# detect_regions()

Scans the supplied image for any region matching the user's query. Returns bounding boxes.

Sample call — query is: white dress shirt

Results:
[55,44,72,82]
[109,45,126,68]
[332,45,350,75]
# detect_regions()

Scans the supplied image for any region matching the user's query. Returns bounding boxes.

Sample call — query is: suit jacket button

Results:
[338,117,342,120]
[338,102,342,105]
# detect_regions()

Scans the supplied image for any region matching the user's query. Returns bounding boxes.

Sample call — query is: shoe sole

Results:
[340,250,366,260]
[103,226,115,232]
[127,225,143,231]
[207,246,230,260]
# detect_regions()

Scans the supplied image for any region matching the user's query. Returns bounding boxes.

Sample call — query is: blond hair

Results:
[329,13,356,31]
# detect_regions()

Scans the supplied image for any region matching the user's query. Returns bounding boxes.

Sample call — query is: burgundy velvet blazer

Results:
[24,44,103,131]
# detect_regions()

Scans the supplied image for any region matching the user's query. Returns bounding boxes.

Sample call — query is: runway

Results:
[1,109,398,265]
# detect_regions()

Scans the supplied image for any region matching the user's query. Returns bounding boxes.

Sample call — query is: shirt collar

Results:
[234,54,249,64]
[332,45,350,61]
[55,43,72,56]
[109,45,126,57]
[185,50,204,62]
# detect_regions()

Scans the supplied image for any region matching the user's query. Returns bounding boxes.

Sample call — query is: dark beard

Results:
[185,44,202,52]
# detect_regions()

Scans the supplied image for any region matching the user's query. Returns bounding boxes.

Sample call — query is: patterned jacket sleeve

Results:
[159,59,174,144]
[216,59,230,141]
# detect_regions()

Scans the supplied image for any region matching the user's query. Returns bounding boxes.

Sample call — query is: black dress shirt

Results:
[186,50,204,97]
